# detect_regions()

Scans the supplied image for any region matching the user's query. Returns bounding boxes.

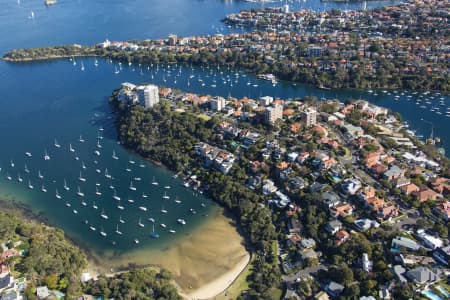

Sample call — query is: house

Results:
[391,237,420,252]
[0,265,13,293]
[416,229,443,250]
[405,266,440,285]
[334,230,350,246]
[314,291,330,300]
[262,179,278,195]
[392,265,408,284]
[36,286,50,299]
[400,183,420,195]
[325,281,345,298]
[395,176,411,188]
[433,245,450,266]
[413,187,438,202]
[330,203,354,218]
[322,191,342,208]
[301,238,317,249]
[354,219,380,231]
[325,220,342,235]
[433,201,450,221]
[341,178,362,195]
[362,253,373,272]
[384,165,405,181]
[377,204,399,220]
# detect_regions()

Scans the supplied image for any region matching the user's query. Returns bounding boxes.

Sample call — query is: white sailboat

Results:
[10,160,14,168]
[104,168,111,179]
[112,150,119,160]
[138,206,147,212]
[6,173,11,181]
[113,190,121,201]
[115,224,122,235]
[28,180,34,189]
[79,136,84,143]
[117,200,124,210]
[17,174,23,182]
[92,201,98,210]
[129,181,136,191]
[24,164,29,173]
[177,219,186,225]
[41,185,47,193]
[94,59,99,67]
[127,198,135,203]
[79,171,86,182]
[162,192,170,199]
[80,62,85,72]
[77,186,84,197]
[63,179,70,191]
[119,215,125,224]
[38,170,43,179]
[43,150,51,161]
[95,186,102,196]
[100,209,108,219]
[152,176,158,186]
[55,189,62,199]
[69,143,75,152]
[81,161,86,170]
[25,152,32,157]
[138,218,144,228]
[100,227,107,237]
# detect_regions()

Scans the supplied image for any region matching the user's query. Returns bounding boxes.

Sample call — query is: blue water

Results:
[0,0,447,261]
[423,290,443,300]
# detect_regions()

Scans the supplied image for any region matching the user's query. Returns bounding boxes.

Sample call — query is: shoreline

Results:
[0,196,250,298]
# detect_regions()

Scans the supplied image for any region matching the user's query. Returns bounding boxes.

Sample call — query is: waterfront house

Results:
[433,201,450,221]
[391,237,420,252]
[405,266,440,285]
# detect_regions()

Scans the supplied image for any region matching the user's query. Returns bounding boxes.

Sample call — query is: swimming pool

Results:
[422,290,443,300]
[435,286,450,298]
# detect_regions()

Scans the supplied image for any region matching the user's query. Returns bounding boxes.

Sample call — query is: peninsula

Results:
[110,80,450,299]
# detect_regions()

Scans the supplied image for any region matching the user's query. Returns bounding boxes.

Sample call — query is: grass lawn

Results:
[197,114,211,121]
[214,256,253,300]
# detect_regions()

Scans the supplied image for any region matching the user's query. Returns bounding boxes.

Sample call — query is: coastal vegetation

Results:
[0,210,87,298]
[113,100,282,298]
[83,269,181,300]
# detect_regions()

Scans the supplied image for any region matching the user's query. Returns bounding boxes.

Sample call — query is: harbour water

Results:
[0,0,448,269]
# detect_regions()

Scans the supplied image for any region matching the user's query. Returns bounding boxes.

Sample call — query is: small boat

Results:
[139,206,147,212]
[95,187,102,196]
[24,164,30,173]
[151,176,158,186]
[92,201,98,209]
[94,59,99,67]
[190,208,197,214]
[25,152,32,157]
[138,218,145,228]
[90,226,96,231]
[148,217,155,223]
[177,219,186,225]
[174,197,181,204]
[77,186,84,197]
[142,193,148,198]
[73,209,78,214]
[43,150,50,161]
[69,143,75,152]
[160,223,166,228]
[96,169,101,173]
[79,171,86,182]
[94,150,101,156]
[112,150,119,160]
[6,173,12,181]
[100,209,108,219]
[96,140,102,149]
[104,168,111,179]
[134,239,139,244]
[164,185,171,189]
[201,203,206,208]
[119,215,125,224]
[63,179,70,191]
[65,202,71,207]
[133,177,142,181]
[79,135,85,143]
[81,161,86,170]
[81,200,87,206]
[162,192,170,199]
[10,160,15,168]
[115,225,122,235]
[38,170,43,179]
[28,180,34,189]
[55,189,62,199]
[17,174,23,182]
[169,230,176,234]
[139,164,145,168]
[129,181,136,191]
[41,185,47,193]
[161,206,168,214]
[127,198,135,203]
[54,139,61,148]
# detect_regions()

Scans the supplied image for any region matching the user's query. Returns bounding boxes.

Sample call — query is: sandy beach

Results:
[82,208,250,299]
